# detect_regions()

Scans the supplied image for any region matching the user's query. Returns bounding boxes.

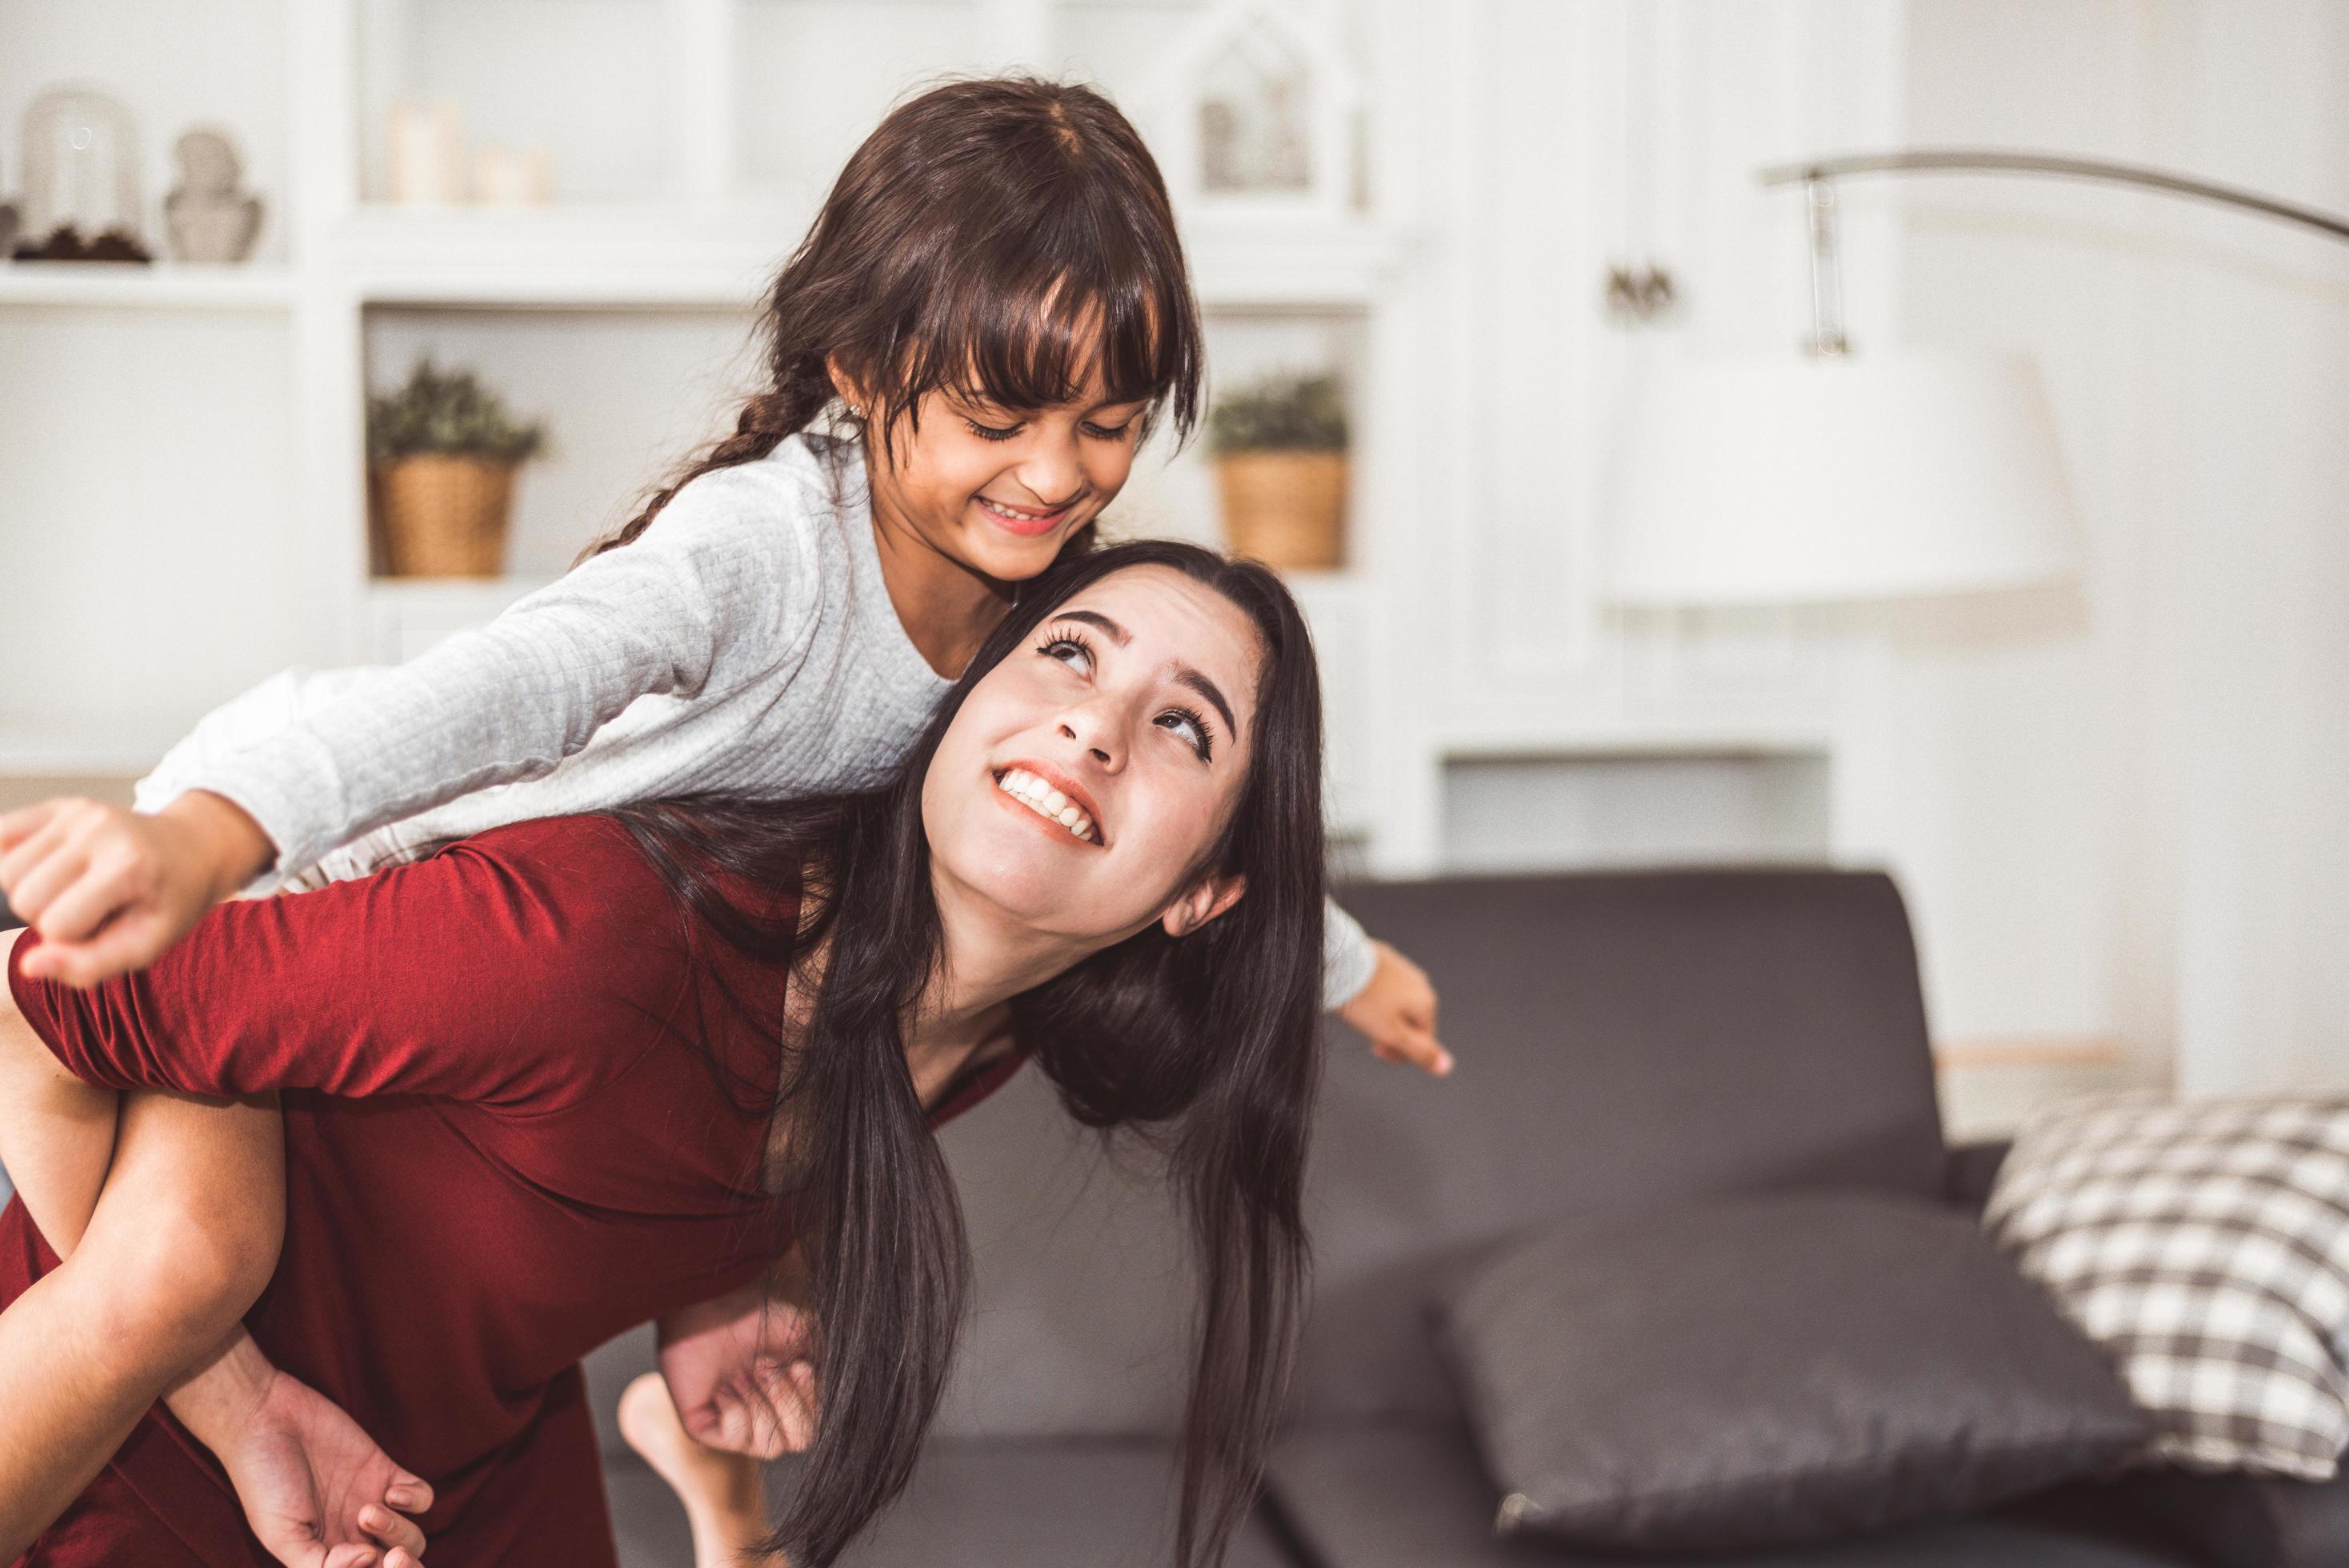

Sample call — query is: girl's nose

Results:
[1017,431,1086,510]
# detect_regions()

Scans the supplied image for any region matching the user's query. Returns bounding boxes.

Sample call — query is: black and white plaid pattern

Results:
[1983,1094,2349,1480]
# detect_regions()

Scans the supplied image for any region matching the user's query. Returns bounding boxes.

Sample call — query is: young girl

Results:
[0,542,1328,1568]
[0,75,1447,1078]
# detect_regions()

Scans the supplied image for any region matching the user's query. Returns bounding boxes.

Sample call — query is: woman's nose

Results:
[1058,714,1120,770]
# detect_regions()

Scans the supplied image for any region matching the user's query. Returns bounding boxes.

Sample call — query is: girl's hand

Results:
[1338,940,1454,1077]
[0,793,274,989]
[207,1363,432,1568]
[657,1285,822,1458]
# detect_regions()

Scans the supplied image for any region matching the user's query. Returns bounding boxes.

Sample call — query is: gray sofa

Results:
[590,868,2349,1566]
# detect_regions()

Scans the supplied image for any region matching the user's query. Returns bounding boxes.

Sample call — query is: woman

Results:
[0,539,1324,1568]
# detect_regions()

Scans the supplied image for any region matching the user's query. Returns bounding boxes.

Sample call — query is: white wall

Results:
[1884,0,2349,1091]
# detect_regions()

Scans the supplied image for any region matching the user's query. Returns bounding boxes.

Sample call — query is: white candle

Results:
[388,102,464,205]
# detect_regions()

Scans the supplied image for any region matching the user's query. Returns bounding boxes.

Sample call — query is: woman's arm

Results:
[0,929,427,1566]
[0,928,118,1247]
[0,935,284,1555]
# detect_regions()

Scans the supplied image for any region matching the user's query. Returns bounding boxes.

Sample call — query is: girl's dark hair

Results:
[617,540,1324,1567]
[592,74,1203,556]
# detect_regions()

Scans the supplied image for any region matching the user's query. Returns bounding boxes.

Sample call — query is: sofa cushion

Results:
[1429,1190,2151,1554]
[608,1437,1294,1568]
[1987,1094,2349,1478]
[1298,870,1947,1423]
[1266,1422,2198,1568]
[2076,1464,2349,1568]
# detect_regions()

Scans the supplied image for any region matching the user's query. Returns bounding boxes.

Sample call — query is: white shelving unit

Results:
[2,2,1867,872]
[1,0,1421,850]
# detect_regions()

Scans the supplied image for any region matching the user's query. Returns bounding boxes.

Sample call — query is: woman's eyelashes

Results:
[1158,705,1214,762]
[1034,629,1216,762]
[1038,629,1095,676]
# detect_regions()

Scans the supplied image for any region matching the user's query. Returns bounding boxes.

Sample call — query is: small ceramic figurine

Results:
[164,128,263,264]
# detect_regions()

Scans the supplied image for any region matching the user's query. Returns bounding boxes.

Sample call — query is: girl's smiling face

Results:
[921,564,1265,946]
[843,358,1152,587]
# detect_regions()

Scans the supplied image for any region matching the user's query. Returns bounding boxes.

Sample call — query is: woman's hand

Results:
[656,1284,822,1458]
[0,793,274,989]
[171,1336,430,1568]
[1338,940,1453,1076]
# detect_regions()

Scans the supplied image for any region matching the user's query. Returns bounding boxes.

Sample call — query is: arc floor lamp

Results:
[1604,150,2349,606]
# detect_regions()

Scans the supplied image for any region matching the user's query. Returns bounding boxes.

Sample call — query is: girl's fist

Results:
[0,792,274,988]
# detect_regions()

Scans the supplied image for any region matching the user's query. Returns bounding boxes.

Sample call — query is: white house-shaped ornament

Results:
[1147,0,1362,222]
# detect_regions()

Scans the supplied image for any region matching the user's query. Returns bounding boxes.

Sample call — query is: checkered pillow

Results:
[1983,1094,2349,1479]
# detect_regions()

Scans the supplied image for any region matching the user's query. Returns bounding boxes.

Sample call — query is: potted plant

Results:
[366,359,546,578]
[1209,370,1350,570]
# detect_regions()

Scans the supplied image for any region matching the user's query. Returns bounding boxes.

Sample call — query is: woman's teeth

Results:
[996,768,1098,843]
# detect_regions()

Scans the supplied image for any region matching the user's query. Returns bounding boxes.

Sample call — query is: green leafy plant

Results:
[1208,371,1350,455]
[367,358,547,464]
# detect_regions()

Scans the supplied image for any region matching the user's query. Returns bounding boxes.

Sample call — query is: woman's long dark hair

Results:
[590,74,1203,558]
[616,540,1326,1567]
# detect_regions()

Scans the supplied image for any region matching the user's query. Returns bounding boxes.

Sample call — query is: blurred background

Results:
[2,0,2346,1137]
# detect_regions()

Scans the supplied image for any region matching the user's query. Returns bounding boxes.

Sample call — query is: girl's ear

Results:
[825,354,872,417]
[1160,874,1247,939]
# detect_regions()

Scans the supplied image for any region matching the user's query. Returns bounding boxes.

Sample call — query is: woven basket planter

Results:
[370,454,518,578]
[1215,450,1347,570]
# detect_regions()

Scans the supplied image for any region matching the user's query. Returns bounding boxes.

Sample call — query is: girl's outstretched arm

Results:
[4,475,803,988]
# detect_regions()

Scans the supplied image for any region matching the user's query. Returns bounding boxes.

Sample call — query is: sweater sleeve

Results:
[169,468,809,880]
[1321,896,1379,1010]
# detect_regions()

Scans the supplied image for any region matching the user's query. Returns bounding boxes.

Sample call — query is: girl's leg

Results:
[0,1090,282,1557]
[618,1371,777,1567]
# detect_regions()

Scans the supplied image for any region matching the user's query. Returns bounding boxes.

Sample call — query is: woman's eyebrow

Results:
[1176,667,1240,744]
[1057,608,1240,742]
[1058,609,1130,646]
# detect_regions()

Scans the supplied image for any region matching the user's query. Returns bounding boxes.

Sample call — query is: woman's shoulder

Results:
[417,814,798,1083]
[418,816,684,960]
[436,813,801,960]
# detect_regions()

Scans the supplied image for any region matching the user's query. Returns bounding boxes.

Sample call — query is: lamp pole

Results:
[1802,174,1851,357]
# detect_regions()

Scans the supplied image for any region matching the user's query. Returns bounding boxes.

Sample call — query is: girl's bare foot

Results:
[618,1372,774,1567]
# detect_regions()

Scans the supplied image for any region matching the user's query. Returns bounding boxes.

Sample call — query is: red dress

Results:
[1,815,1022,1566]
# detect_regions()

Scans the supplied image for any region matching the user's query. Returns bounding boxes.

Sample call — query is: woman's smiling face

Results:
[921,564,1266,944]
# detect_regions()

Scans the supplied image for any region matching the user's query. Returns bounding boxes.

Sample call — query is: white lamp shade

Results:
[1603,354,2082,604]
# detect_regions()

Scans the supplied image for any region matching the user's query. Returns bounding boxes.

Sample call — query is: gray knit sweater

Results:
[143,434,1377,1004]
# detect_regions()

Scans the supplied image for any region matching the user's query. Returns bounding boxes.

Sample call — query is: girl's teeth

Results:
[1043,789,1067,813]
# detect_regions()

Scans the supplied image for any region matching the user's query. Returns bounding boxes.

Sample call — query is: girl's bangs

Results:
[908,243,1196,431]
